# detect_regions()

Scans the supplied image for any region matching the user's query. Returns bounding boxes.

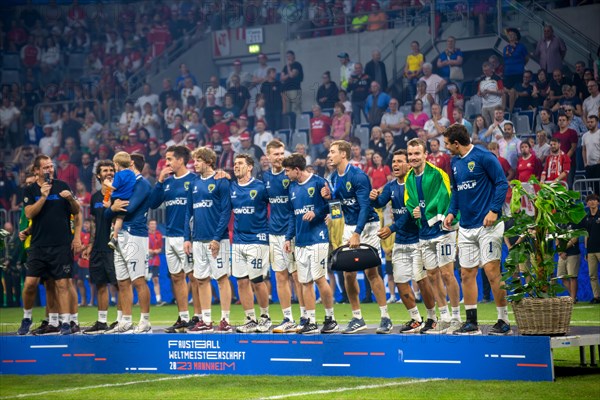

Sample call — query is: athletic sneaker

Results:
[83,321,109,335]
[299,317,308,329]
[376,317,393,334]
[216,319,233,333]
[272,318,298,333]
[425,319,451,334]
[17,318,32,335]
[386,297,397,304]
[445,319,463,335]
[419,319,437,334]
[156,301,167,307]
[256,314,272,333]
[164,317,188,333]
[342,317,367,334]
[321,317,339,334]
[60,322,72,335]
[107,321,118,331]
[398,319,423,334]
[188,320,214,333]
[70,321,82,334]
[299,322,319,334]
[34,323,61,335]
[236,318,258,333]
[29,320,49,335]
[133,321,152,334]
[454,321,482,335]
[186,316,200,331]
[488,319,512,335]
[105,321,133,334]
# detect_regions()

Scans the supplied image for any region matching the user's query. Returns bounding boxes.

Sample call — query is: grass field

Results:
[1,302,599,400]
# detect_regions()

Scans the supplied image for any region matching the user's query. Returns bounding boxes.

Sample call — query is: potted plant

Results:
[502,177,588,335]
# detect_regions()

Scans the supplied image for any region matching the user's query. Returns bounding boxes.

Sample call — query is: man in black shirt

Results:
[18,155,82,336]
[281,50,304,118]
[82,160,120,334]
[347,62,371,126]
[584,194,600,304]
[261,67,285,131]
[227,74,251,115]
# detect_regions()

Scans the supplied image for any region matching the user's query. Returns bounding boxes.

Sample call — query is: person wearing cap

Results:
[186,132,200,151]
[252,53,272,89]
[217,139,235,175]
[502,28,529,92]
[226,74,251,115]
[211,109,230,140]
[237,132,264,175]
[124,130,147,155]
[206,76,227,107]
[261,67,285,131]
[253,119,274,154]
[338,52,354,91]
[227,59,252,89]
[166,117,187,147]
[281,50,304,118]
[119,100,140,132]
[56,153,79,191]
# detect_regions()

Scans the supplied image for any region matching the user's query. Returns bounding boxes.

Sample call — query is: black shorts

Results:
[385,261,393,276]
[503,74,522,90]
[89,250,117,286]
[26,245,73,280]
[150,265,160,278]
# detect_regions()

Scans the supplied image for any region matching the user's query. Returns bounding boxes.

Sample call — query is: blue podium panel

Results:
[0,333,554,381]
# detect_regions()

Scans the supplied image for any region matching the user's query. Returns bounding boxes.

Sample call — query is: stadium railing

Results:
[573,178,600,202]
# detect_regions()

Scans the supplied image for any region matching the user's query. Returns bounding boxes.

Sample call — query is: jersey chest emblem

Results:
[346,181,352,192]
[282,179,290,189]
[468,161,475,172]
[208,183,216,193]
[308,187,315,197]
[250,189,258,199]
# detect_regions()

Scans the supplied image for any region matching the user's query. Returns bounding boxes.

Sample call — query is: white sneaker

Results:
[425,319,451,334]
[256,314,272,332]
[133,321,152,334]
[105,321,133,334]
[386,297,397,304]
[272,318,298,333]
[446,318,463,334]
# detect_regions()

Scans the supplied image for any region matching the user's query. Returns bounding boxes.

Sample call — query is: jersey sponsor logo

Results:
[294,205,314,215]
[94,202,104,209]
[392,207,407,215]
[342,198,356,206]
[165,197,187,206]
[249,189,257,200]
[346,181,352,192]
[184,181,190,190]
[307,187,315,197]
[468,161,475,172]
[233,207,255,214]
[456,180,477,191]
[193,185,198,193]
[419,200,426,208]
[231,190,237,198]
[193,200,214,208]
[34,194,60,201]
[269,196,288,204]
[165,184,170,191]
[265,180,271,188]
[453,166,457,175]
[282,179,290,189]
[208,183,216,193]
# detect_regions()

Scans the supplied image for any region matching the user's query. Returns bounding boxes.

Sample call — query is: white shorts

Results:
[269,235,297,273]
[295,243,329,284]
[165,236,192,275]
[231,244,269,280]
[457,222,504,269]
[342,221,381,250]
[192,240,231,280]
[115,231,149,282]
[420,231,457,271]
[392,243,427,284]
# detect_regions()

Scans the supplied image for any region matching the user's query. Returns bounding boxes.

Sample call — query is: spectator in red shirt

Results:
[553,113,578,161]
[541,137,571,183]
[124,131,147,155]
[75,179,91,206]
[426,138,451,176]
[147,16,172,58]
[309,104,332,161]
[56,153,79,191]
[211,109,230,139]
[516,141,542,182]
[20,36,40,69]
[148,219,166,306]
[75,218,92,306]
[7,20,28,49]
[368,151,391,189]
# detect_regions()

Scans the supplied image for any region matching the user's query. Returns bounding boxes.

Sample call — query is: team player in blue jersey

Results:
[370,150,438,333]
[443,124,511,335]
[231,154,272,333]
[184,147,233,333]
[321,140,392,334]
[149,145,200,333]
[263,140,306,333]
[404,138,463,334]
[283,153,339,334]
[104,154,153,334]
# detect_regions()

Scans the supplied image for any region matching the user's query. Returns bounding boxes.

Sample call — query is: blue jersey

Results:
[184,173,231,242]
[263,169,290,236]
[286,174,329,247]
[112,169,136,200]
[371,180,419,245]
[330,164,379,234]
[149,171,195,237]
[106,174,151,237]
[230,178,269,245]
[448,146,508,229]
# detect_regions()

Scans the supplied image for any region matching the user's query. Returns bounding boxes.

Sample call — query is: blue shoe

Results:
[60,322,72,335]
[342,317,367,334]
[454,321,482,335]
[17,318,32,335]
[488,319,512,335]
[376,317,393,334]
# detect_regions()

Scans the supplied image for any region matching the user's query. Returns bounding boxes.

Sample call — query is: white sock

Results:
[426,307,437,321]
[352,309,362,319]
[379,305,389,319]
[300,306,306,318]
[325,308,334,319]
[49,313,59,327]
[59,313,70,324]
[439,305,451,322]
[245,309,256,320]
[122,315,132,323]
[451,306,462,321]
[195,313,202,319]
[497,306,510,324]
[23,309,33,320]
[117,310,123,323]
[408,306,422,322]
[98,310,108,323]
[179,311,190,322]
[282,307,293,321]
[221,310,230,322]
[156,294,162,302]
[202,309,212,324]
[70,313,79,324]
[307,309,316,324]
[259,307,269,317]
[140,313,150,322]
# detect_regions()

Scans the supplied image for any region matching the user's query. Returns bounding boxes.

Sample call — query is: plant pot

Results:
[511,296,574,335]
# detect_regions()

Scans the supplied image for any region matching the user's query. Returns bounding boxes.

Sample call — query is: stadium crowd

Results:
[1,1,599,336]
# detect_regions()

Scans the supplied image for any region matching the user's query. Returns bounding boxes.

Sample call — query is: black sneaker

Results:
[34,323,61,335]
[299,317,308,329]
[186,316,200,331]
[164,317,188,333]
[60,322,72,335]
[108,321,118,331]
[454,321,482,335]
[321,317,339,333]
[299,322,319,334]
[488,319,512,335]
[399,319,423,334]
[419,318,436,334]
[17,318,32,335]
[70,321,81,334]
[84,321,109,335]
[30,320,49,335]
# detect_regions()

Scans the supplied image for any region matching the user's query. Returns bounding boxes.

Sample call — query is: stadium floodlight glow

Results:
[248,44,261,54]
